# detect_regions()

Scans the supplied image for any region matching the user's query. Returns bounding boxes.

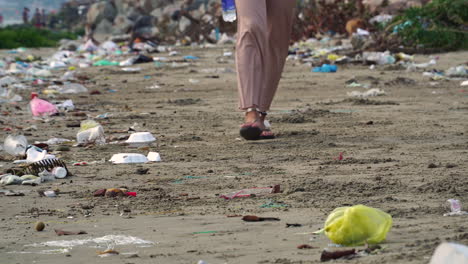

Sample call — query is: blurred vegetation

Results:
[391,0,468,50]
[0,25,80,49]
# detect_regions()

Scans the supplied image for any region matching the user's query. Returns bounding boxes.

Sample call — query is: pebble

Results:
[35,221,45,231]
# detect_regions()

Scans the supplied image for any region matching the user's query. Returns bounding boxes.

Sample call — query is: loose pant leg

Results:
[235,0,268,110]
[260,0,296,111]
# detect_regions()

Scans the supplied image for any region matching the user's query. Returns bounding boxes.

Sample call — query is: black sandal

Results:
[239,108,262,140]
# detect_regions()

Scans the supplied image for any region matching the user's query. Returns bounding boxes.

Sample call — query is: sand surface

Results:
[0,46,467,264]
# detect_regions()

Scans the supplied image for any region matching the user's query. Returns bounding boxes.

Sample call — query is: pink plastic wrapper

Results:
[29,93,58,117]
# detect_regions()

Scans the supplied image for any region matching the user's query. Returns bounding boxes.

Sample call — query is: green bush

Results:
[391,0,468,50]
[0,25,79,49]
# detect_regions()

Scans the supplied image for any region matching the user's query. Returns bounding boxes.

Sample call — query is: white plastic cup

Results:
[44,190,57,197]
[52,167,67,179]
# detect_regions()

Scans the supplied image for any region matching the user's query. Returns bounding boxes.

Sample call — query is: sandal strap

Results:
[246,107,260,113]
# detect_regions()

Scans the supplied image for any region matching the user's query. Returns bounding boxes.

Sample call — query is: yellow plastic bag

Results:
[79,120,100,132]
[322,205,392,246]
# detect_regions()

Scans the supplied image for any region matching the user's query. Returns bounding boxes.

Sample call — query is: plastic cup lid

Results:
[52,167,67,178]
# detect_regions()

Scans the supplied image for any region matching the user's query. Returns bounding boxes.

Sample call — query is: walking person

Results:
[22,7,30,24]
[41,9,47,28]
[33,8,41,28]
[236,0,296,140]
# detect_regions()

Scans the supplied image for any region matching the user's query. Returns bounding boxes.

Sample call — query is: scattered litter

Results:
[362,51,395,65]
[28,235,154,248]
[347,88,385,98]
[57,83,88,94]
[110,153,148,164]
[313,64,337,73]
[93,188,135,197]
[321,249,356,262]
[242,215,280,222]
[260,200,288,208]
[121,67,141,72]
[193,231,217,235]
[220,185,281,200]
[76,120,106,145]
[1,175,23,185]
[43,190,57,197]
[26,146,55,163]
[184,55,199,60]
[55,229,87,236]
[0,189,25,196]
[444,199,468,216]
[286,223,302,228]
[334,152,344,161]
[55,100,75,111]
[4,135,28,156]
[297,244,315,249]
[22,159,69,177]
[97,249,119,257]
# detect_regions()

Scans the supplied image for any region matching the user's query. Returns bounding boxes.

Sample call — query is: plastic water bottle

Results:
[222,0,236,22]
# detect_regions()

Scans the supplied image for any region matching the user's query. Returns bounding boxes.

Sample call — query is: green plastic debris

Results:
[93,60,119,66]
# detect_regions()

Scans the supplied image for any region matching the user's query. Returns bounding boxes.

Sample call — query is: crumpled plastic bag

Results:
[77,120,106,145]
[320,205,392,246]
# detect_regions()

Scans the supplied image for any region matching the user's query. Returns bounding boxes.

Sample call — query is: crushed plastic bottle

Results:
[222,0,237,22]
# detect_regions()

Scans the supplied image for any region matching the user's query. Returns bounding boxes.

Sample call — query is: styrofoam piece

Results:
[110,153,148,164]
[147,152,161,162]
[125,132,156,147]
[429,243,468,264]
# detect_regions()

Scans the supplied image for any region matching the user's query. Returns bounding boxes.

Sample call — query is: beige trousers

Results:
[236,0,296,112]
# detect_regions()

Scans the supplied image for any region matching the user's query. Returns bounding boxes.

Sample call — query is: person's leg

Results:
[236,0,268,126]
[259,0,296,112]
